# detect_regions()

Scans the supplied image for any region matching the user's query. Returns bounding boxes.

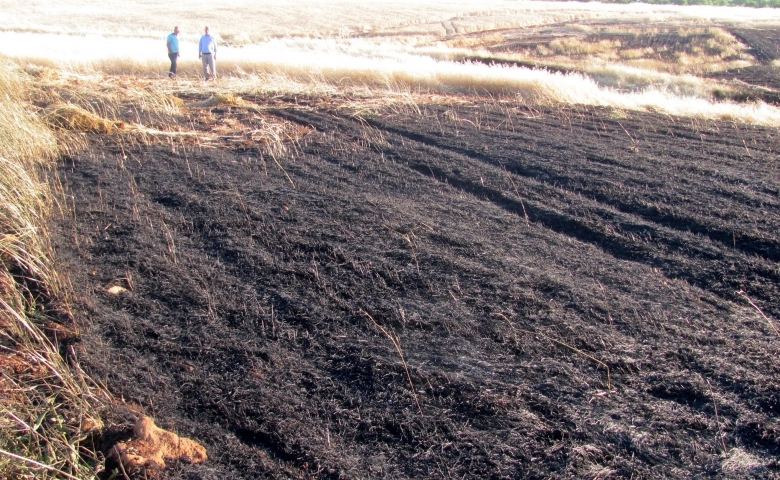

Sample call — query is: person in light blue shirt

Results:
[166,26,180,79]
[198,26,217,80]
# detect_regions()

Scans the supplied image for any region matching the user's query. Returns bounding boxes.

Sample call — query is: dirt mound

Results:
[108,416,207,476]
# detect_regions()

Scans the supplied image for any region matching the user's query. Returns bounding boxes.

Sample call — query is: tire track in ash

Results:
[731,28,780,64]
[172,115,593,477]
[67,140,412,475]
[367,108,780,264]
[270,107,780,455]
[275,108,658,261]
[353,107,780,420]
[273,106,780,316]
[268,108,665,351]
[553,119,780,265]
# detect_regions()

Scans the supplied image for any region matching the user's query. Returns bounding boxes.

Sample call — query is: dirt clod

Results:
[108,415,207,474]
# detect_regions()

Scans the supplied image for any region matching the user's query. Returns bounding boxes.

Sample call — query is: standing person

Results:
[198,26,217,81]
[166,26,180,78]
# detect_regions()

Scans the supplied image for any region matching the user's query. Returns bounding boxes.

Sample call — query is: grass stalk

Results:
[738,290,780,338]
[706,378,728,454]
[361,309,423,416]
[496,312,613,391]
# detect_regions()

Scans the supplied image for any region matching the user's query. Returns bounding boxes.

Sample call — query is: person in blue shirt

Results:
[198,26,217,81]
[166,26,180,79]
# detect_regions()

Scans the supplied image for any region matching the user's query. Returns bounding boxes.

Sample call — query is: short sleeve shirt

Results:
[199,35,216,54]
[167,33,179,53]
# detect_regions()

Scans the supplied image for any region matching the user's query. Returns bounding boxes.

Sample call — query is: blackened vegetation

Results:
[730,29,780,65]
[55,94,780,479]
[450,24,780,106]
[709,28,780,104]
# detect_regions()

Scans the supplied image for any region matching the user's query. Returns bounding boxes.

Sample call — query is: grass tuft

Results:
[188,93,249,108]
[43,104,125,134]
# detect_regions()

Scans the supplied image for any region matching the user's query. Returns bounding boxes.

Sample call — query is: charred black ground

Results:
[49,27,780,480]
[447,21,780,106]
[52,96,780,479]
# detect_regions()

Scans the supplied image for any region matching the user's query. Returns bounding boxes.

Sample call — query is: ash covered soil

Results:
[53,93,780,479]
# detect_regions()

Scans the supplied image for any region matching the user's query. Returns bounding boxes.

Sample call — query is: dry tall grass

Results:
[7,37,780,127]
[0,64,305,478]
[1,1,780,126]
[0,63,106,479]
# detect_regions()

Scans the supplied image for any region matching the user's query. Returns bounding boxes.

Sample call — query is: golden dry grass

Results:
[0,64,108,480]
[0,1,778,126]
[43,105,125,134]
[455,25,754,76]
[2,0,779,43]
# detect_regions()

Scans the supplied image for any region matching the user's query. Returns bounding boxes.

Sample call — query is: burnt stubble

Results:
[56,96,780,478]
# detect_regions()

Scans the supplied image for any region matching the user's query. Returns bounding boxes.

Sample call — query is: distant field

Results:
[5,0,780,40]
[1,1,780,125]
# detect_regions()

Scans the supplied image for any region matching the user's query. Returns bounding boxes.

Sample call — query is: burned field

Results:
[50,90,780,479]
[48,24,780,478]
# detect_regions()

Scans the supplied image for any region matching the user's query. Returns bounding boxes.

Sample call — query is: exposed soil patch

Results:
[53,93,780,479]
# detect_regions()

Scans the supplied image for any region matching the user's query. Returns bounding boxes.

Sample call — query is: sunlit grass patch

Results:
[221,45,780,125]
[9,25,780,128]
[548,38,623,57]
[0,0,778,126]
[187,93,253,108]
[455,24,755,76]
[25,68,185,135]
[43,105,125,134]
[0,63,107,479]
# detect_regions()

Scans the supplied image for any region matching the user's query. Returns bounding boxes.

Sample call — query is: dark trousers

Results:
[168,52,178,77]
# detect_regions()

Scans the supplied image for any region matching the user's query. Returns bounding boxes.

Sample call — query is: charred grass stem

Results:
[403,233,420,275]
[502,165,529,226]
[495,312,613,391]
[706,378,728,455]
[360,309,423,416]
[737,290,780,338]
